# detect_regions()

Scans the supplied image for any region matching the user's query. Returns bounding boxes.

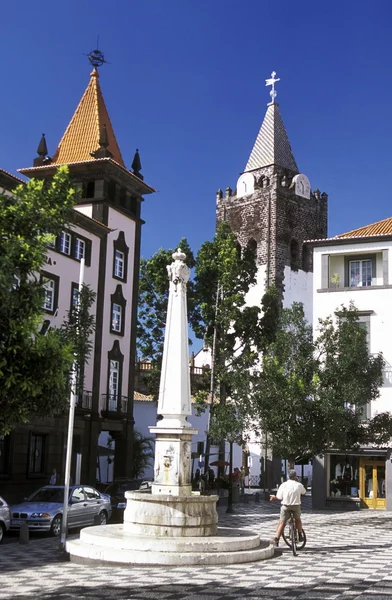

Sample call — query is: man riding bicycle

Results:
[270,469,306,546]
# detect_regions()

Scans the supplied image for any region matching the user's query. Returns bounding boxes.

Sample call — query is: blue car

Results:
[10,485,112,536]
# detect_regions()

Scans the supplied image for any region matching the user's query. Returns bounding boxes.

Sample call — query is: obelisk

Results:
[149,249,198,496]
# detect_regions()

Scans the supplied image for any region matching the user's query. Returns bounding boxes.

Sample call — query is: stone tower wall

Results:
[216,166,328,294]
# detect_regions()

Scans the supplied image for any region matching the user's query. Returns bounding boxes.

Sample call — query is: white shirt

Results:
[276,479,306,506]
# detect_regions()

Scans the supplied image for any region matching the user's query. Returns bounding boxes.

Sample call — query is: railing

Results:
[101,394,128,415]
[75,391,92,411]
[135,361,208,376]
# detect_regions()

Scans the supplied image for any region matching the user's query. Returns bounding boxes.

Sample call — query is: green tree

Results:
[137,238,201,398]
[0,167,77,434]
[130,430,154,479]
[243,303,388,467]
[61,284,96,401]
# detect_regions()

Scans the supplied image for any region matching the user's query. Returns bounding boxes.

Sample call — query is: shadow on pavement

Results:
[3,578,392,600]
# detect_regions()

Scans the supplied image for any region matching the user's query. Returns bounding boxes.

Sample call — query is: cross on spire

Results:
[265,71,280,103]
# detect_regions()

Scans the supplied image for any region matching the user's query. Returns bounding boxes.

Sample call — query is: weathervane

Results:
[88,49,106,68]
[84,36,107,68]
[265,71,280,103]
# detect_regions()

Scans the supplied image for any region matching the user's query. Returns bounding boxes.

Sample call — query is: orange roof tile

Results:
[51,69,125,167]
[336,216,392,239]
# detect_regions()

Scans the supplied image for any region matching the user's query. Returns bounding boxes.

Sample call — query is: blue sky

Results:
[1,1,392,259]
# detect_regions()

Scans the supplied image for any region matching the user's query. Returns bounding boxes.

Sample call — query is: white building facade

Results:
[310,217,392,510]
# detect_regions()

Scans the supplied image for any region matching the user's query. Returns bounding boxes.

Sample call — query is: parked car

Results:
[10,485,112,536]
[0,495,11,543]
[104,478,152,523]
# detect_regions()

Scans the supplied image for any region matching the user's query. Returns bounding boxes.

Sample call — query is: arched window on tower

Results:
[290,240,299,271]
[245,238,257,265]
[302,245,311,272]
[235,241,242,260]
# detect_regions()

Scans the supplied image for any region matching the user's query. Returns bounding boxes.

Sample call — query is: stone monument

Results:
[66,250,274,565]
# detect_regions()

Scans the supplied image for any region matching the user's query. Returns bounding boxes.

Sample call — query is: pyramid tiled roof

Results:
[245,102,298,173]
[51,69,125,167]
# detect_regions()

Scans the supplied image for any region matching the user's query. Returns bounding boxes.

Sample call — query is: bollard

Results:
[19,522,29,545]
[255,492,260,503]
[93,515,101,526]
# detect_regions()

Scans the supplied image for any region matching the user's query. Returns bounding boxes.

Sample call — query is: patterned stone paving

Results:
[2,495,392,599]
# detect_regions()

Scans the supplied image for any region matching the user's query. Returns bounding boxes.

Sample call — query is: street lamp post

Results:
[59,258,85,551]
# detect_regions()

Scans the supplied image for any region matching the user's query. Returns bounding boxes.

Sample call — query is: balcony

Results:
[75,391,92,413]
[101,394,128,419]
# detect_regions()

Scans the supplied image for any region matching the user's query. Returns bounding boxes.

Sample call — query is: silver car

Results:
[10,485,112,536]
[0,495,11,543]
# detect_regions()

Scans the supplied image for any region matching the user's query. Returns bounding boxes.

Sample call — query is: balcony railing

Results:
[101,394,128,416]
[75,391,92,411]
[135,361,208,377]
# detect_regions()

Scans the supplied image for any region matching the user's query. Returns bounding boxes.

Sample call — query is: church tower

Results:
[216,72,328,319]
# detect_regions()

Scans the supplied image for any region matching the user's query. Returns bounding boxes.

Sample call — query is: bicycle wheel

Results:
[282,523,293,548]
[296,528,306,551]
[290,521,297,556]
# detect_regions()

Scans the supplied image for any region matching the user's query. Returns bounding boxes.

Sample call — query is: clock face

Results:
[292,174,311,199]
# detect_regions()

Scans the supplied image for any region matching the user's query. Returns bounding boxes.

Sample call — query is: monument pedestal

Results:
[124,491,218,537]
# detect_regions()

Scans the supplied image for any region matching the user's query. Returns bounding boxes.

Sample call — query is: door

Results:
[359,459,386,509]
[83,486,103,524]
[68,486,88,527]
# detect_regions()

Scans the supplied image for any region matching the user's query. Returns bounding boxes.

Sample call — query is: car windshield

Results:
[28,488,64,503]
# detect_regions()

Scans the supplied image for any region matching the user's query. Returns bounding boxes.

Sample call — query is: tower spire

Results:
[50,68,124,167]
[244,71,298,173]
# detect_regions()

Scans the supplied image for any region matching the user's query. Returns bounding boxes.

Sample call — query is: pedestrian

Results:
[49,468,57,485]
[232,467,240,484]
[240,466,246,493]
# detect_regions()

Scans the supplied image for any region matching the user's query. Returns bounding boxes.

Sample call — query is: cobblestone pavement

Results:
[2,495,392,600]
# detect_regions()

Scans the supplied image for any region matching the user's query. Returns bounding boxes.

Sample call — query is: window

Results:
[71,487,85,503]
[84,486,100,500]
[112,303,122,333]
[43,278,56,312]
[109,360,120,411]
[328,455,359,499]
[71,283,79,309]
[113,232,129,282]
[75,238,85,260]
[0,435,10,475]
[290,240,300,270]
[110,285,127,336]
[350,259,372,287]
[28,434,46,474]
[60,231,71,255]
[114,250,124,279]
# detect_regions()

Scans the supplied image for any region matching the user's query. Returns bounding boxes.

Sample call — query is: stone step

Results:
[79,525,262,552]
[66,536,275,566]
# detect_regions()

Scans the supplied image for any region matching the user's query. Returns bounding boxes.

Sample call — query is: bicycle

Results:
[282,511,306,556]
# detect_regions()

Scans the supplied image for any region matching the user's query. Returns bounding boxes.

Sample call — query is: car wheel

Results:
[50,515,62,537]
[99,511,107,525]
[0,523,4,544]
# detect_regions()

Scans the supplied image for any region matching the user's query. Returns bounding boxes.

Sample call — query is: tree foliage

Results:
[62,284,96,399]
[130,430,154,479]
[137,238,200,397]
[0,167,77,434]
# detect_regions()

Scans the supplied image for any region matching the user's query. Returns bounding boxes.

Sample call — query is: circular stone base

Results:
[66,525,275,566]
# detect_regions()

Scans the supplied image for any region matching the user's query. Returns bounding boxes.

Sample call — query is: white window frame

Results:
[75,238,85,260]
[43,279,56,312]
[114,250,124,279]
[60,231,71,255]
[109,360,120,411]
[112,303,122,333]
[349,259,372,287]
